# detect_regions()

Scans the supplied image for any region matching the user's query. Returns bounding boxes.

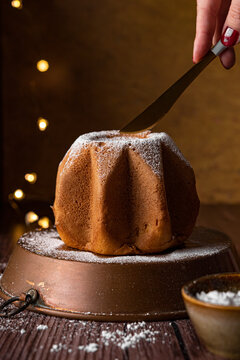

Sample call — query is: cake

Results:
[53,130,199,255]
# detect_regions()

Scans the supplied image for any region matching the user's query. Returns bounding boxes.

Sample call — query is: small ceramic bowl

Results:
[182,273,240,359]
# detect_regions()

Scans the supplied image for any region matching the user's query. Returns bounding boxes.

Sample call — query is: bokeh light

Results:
[25,211,39,225]
[13,189,25,200]
[37,117,49,131]
[36,60,49,72]
[25,172,37,184]
[38,217,50,229]
[11,0,22,9]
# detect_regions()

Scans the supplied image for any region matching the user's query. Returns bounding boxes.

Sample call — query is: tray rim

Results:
[0,286,187,321]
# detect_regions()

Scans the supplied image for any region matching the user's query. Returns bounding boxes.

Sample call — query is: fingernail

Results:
[221,27,239,46]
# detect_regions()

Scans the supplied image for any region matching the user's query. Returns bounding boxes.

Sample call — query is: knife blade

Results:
[120,39,227,133]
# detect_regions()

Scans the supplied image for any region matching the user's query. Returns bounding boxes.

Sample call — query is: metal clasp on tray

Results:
[0,289,38,317]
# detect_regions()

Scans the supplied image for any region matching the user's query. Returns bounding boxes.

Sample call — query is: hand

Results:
[193,0,240,68]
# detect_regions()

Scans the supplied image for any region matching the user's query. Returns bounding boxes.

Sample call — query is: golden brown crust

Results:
[53,131,199,255]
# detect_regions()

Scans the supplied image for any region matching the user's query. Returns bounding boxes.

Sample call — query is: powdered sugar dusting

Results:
[0,303,172,355]
[49,321,164,354]
[18,227,230,264]
[50,343,65,353]
[62,130,189,180]
[100,321,160,349]
[78,343,98,352]
[37,324,48,330]
[0,302,49,336]
[196,290,240,306]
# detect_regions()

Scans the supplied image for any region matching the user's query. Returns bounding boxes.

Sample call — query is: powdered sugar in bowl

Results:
[181,273,240,359]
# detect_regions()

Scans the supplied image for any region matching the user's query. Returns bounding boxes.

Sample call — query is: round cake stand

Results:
[0,226,239,321]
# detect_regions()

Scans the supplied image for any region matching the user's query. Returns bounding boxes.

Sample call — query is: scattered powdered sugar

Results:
[0,301,49,336]
[50,343,77,353]
[196,290,240,306]
[0,302,169,355]
[37,324,48,330]
[49,321,164,354]
[100,322,160,349]
[61,130,189,180]
[18,227,230,264]
[50,343,65,353]
[78,343,98,352]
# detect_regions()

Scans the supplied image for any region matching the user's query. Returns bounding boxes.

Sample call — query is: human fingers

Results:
[220,47,236,68]
[213,0,231,44]
[223,0,240,36]
[193,0,222,63]
[219,0,240,67]
[212,0,235,69]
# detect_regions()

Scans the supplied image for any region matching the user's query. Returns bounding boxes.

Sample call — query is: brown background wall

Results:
[2,0,240,204]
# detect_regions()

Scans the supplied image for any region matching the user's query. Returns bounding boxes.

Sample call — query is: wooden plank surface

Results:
[0,204,239,359]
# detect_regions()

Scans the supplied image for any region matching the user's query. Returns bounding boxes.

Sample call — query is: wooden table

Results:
[0,204,239,360]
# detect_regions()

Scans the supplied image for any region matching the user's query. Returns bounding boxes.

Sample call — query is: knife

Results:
[120,28,238,133]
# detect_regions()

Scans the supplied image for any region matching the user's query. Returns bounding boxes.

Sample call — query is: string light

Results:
[25,211,39,224]
[38,217,50,229]
[9,1,52,229]
[36,60,49,72]
[13,189,25,200]
[25,172,37,184]
[37,117,49,131]
[11,0,22,9]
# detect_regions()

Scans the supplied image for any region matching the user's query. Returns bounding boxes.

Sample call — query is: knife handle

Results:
[211,27,239,56]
